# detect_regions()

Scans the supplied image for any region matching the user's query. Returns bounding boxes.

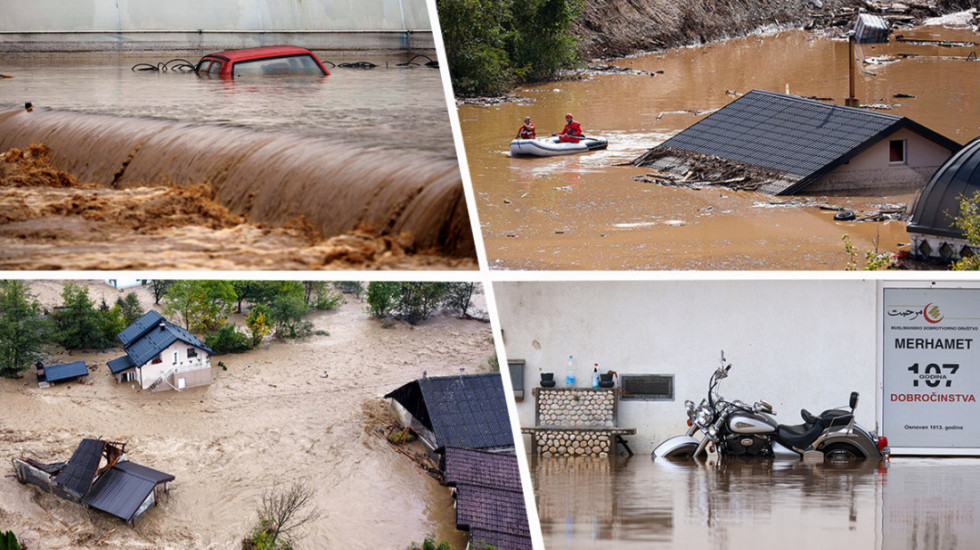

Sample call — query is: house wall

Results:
[138,342,211,391]
[808,127,955,194]
[494,280,878,454]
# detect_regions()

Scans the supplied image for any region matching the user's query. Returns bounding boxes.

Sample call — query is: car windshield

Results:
[232,54,325,77]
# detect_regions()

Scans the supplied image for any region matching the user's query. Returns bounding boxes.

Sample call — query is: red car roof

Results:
[203,45,319,62]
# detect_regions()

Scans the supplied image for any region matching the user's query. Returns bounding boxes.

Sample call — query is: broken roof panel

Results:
[83,460,174,522]
[53,439,104,497]
[443,447,522,493]
[643,90,960,195]
[43,361,88,383]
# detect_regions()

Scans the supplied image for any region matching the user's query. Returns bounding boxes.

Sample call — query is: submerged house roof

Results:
[41,361,89,384]
[443,447,531,550]
[385,373,513,451]
[908,137,980,239]
[83,461,175,523]
[641,90,960,195]
[114,311,213,369]
[52,438,105,497]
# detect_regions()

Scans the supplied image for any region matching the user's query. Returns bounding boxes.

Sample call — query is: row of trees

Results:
[366,282,480,324]
[0,281,352,378]
[438,0,585,96]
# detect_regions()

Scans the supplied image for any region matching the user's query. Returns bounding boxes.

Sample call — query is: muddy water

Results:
[0,282,494,549]
[0,54,474,264]
[532,455,980,549]
[462,24,980,270]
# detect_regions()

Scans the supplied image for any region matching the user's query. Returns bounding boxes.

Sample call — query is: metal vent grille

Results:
[620,374,674,401]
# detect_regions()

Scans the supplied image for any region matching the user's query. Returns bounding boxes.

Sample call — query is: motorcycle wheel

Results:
[821,442,864,462]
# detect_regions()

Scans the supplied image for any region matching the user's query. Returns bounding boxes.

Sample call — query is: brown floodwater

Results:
[461,24,980,270]
[532,455,980,549]
[0,54,474,267]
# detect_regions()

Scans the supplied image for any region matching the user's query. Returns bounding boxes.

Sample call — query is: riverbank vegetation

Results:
[438,0,584,96]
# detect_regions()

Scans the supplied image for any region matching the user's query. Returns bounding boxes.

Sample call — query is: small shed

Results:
[907,137,980,261]
[634,90,960,195]
[36,360,89,388]
[83,461,174,526]
[442,447,532,550]
[384,373,514,458]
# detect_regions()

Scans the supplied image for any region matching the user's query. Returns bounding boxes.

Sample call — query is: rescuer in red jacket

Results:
[556,113,583,143]
[516,116,536,139]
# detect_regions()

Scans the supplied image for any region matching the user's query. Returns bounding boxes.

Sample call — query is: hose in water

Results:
[396,54,438,68]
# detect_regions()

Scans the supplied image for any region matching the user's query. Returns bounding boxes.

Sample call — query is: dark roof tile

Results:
[83,460,174,522]
[43,361,88,383]
[53,439,103,496]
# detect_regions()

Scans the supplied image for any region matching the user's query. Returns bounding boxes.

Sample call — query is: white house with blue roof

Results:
[108,311,214,392]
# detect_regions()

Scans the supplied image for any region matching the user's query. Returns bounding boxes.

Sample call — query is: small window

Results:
[208,60,222,76]
[620,374,674,401]
[197,60,211,73]
[889,139,907,164]
[173,351,179,364]
[508,359,525,402]
[232,54,325,77]
[151,354,162,364]
[187,347,198,358]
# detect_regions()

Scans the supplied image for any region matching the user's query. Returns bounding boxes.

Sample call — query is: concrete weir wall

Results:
[0,0,432,52]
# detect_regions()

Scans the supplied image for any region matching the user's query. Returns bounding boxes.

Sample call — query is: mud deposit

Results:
[463,23,979,270]
[0,144,473,270]
[0,55,474,267]
[0,281,496,549]
[532,455,980,549]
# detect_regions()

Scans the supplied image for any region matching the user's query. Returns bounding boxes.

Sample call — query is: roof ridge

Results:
[745,89,903,121]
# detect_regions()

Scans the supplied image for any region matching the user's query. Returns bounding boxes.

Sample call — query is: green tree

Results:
[54,283,105,349]
[366,282,401,319]
[247,482,320,550]
[116,292,144,326]
[443,282,480,317]
[269,294,312,338]
[334,281,364,298]
[151,280,173,305]
[163,281,237,333]
[246,304,273,347]
[0,281,48,378]
[97,298,128,346]
[0,530,22,550]
[953,191,980,270]
[205,324,252,354]
[399,282,449,325]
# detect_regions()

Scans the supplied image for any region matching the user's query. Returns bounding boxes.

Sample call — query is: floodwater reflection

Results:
[532,455,980,549]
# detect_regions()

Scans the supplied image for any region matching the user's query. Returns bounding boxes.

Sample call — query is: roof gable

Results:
[117,311,164,347]
[120,313,214,368]
[386,373,514,450]
[83,460,174,522]
[654,90,959,195]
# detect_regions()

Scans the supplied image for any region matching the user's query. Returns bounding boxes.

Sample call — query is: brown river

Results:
[533,455,980,549]
[461,22,980,270]
[0,53,474,269]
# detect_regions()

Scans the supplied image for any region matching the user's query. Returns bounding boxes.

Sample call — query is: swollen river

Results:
[462,22,979,270]
[0,53,474,268]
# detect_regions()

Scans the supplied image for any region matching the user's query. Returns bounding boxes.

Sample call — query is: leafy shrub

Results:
[205,324,252,354]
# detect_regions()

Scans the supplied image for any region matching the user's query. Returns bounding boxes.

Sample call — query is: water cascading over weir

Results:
[0,108,473,256]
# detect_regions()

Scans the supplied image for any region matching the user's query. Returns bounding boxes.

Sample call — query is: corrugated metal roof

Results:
[443,447,522,493]
[53,439,103,497]
[455,484,531,541]
[469,528,533,550]
[43,361,88,383]
[909,137,980,238]
[385,373,514,450]
[117,311,163,347]
[107,355,135,374]
[83,461,174,522]
[649,90,960,195]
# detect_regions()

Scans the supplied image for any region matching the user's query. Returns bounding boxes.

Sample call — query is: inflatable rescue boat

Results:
[510,136,608,157]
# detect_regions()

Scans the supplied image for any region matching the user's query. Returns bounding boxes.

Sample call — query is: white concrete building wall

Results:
[495,280,879,453]
[138,341,210,390]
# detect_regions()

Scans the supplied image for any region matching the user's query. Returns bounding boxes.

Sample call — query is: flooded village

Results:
[463,5,979,270]
[0,280,522,549]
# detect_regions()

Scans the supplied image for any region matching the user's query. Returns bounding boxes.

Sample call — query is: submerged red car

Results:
[196,45,330,78]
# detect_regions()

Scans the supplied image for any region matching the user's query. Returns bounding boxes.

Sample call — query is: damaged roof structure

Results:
[385,372,514,456]
[108,310,214,392]
[442,447,531,550]
[634,90,960,196]
[13,439,173,526]
[907,137,980,261]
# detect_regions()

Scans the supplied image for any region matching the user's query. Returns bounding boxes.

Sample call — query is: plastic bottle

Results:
[565,355,575,386]
[592,363,599,388]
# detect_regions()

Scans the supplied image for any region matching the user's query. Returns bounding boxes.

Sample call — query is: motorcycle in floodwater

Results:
[653,352,889,462]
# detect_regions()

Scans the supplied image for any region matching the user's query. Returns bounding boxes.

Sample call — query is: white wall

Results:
[495,280,880,453]
[138,341,210,390]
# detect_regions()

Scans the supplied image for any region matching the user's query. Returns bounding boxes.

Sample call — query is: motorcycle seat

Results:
[777,421,825,451]
[801,408,853,428]
[801,409,819,425]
